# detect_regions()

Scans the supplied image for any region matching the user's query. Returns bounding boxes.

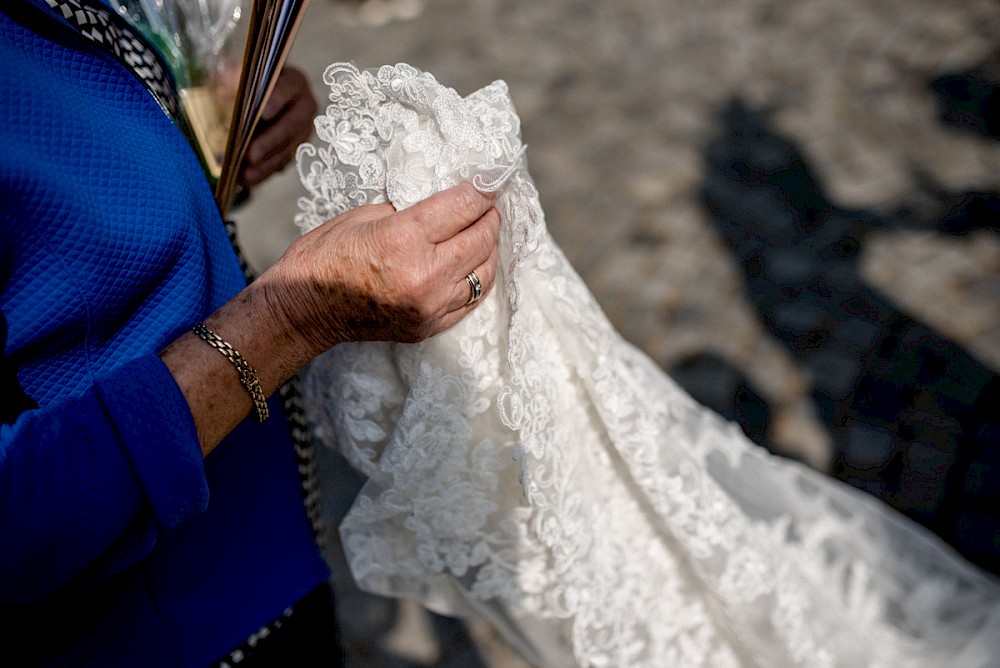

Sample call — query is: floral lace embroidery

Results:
[297,63,1000,667]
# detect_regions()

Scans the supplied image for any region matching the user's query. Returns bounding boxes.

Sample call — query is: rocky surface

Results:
[231,0,1000,664]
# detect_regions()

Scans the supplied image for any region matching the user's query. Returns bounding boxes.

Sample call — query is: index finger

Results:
[406,183,498,244]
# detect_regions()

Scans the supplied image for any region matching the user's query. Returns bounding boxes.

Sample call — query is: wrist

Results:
[251,240,356,359]
[191,323,270,423]
[159,276,323,454]
[205,277,319,394]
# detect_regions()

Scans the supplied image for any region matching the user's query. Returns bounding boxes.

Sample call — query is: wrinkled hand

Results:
[239,66,318,188]
[260,183,501,356]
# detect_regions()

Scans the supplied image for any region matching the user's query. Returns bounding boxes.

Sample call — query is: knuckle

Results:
[392,265,429,302]
[450,183,484,220]
[343,202,395,226]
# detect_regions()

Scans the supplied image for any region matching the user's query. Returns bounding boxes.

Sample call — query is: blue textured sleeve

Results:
[0,354,209,605]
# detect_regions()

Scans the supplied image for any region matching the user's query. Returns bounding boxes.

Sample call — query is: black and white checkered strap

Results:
[222,218,326,547]
[43,0,181,123]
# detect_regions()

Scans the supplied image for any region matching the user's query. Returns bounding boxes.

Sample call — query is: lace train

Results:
[296,62,1000,667]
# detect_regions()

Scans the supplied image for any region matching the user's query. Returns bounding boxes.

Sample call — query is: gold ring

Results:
[466,271,483,304]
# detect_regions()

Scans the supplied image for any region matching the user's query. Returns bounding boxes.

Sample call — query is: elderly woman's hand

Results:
[161,182,500,453]
[264,182,501,355]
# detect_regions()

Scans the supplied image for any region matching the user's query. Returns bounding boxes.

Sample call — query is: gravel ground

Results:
[231,0,1000,664]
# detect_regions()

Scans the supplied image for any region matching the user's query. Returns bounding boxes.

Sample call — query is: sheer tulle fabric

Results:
[295,63,1000,667]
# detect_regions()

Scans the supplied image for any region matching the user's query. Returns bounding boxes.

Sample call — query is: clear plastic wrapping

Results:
[111,0,247,179]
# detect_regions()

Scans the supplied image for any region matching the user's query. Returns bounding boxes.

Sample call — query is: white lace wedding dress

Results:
[295,62,1000,668]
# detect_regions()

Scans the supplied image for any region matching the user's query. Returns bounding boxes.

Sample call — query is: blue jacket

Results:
[0,3,329,665]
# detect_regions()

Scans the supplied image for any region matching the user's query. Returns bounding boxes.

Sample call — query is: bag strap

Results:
[223,219,325,545]
[37,0,183,125]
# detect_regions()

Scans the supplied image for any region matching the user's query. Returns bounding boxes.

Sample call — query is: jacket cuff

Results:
[94,353,209,530]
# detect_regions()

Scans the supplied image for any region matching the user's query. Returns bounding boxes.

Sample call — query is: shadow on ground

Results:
[678,67,1000,575]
